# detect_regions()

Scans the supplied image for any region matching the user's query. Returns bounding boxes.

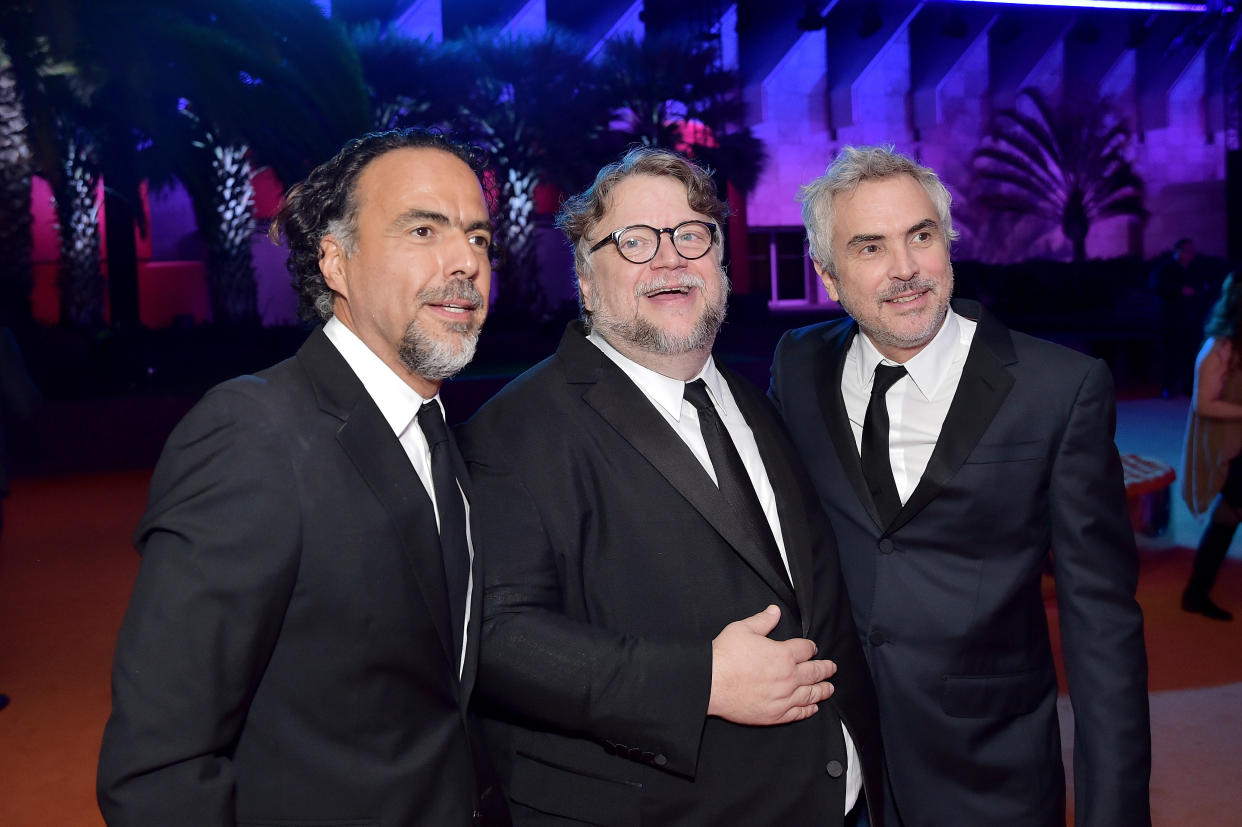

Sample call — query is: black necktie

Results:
[862,364,907,526]
[417,401,468,658]
[684,379,791,590]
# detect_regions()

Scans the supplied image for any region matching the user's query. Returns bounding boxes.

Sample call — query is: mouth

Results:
[643,285,694,299]
[427,300,478,315]
[883,288,930,306]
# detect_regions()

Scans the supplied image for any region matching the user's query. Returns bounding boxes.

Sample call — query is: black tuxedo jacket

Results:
[770,300,1151,827]
[458,322,883,826]
[98,327,500,826]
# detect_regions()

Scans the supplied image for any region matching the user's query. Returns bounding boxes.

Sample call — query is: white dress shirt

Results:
[324,317,474,675]
[587,330,862,814]
[841,308,978,502]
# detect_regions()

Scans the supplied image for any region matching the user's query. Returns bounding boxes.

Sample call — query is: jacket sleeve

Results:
[1048,358,1152,827]
[97,383,301,826]
[462,424,712,778]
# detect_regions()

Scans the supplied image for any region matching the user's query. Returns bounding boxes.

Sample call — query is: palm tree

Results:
[451,29,613,316]
[4,0,369,329]
[596,33,767,194]
[971,87,1147,262]
[348,22,460,131]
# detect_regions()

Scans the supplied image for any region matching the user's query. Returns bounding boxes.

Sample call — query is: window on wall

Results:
[747,228,837,309]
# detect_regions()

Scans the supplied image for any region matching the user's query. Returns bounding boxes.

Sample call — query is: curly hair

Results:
[798,145,959,276]
[269,128,486,323]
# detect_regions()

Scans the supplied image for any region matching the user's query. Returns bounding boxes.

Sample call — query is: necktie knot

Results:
[871,364,907,397]
[417,401,449,448]
[683,378,714,413]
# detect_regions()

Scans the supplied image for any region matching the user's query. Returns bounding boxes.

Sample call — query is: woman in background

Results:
[1181,271,1242,621]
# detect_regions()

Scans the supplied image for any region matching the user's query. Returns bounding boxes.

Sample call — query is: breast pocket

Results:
[962,440,1045,465]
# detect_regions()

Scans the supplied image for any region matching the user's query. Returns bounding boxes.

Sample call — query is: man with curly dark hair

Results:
[98,129,507,826]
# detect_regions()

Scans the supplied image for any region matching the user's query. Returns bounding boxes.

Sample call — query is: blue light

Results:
[950,0,1207,11]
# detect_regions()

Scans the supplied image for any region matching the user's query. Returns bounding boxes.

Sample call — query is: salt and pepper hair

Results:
[798,145,959,277]
[556,146,729,322]
[269,128,484,323]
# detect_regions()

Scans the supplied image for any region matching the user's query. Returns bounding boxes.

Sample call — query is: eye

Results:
[411,225,434,238]
[860,244,880,255]
[912,231,933,244]
[468,233,491,249]
[620,236,647,250]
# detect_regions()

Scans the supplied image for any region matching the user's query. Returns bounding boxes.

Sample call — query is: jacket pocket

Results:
[962,440,1044,464]
[940,668,1054,718]
[508,750,642,826]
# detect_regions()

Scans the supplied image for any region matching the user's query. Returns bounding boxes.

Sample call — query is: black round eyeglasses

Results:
[588,220,718,264]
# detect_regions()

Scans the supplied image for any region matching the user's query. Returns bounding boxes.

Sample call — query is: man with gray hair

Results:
[769,145,1151,826]
[98,129,505,825]
[459,146,884,824]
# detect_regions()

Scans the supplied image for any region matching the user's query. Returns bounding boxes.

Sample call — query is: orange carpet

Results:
[1,472,1240,826]
[1046,546,1242,693]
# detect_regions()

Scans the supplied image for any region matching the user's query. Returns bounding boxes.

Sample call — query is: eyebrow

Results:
[394,209,493,235]
[844,218,939,250]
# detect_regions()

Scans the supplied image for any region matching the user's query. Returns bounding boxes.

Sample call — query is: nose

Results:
[447,232,482,281]
[651,229,687,269]
[889,243,917,280]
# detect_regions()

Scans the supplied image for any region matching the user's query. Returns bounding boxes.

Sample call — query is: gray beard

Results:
[397,280,484,381]
[591,271,729,356]
[398,321,480,381]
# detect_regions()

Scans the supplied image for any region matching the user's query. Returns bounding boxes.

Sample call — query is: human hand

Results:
[706,605,836,725]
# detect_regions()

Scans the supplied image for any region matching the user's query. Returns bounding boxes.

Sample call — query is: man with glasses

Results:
[458,147,883,824]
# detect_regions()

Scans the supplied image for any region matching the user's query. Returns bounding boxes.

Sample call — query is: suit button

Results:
[653,754,668,767]
[825,760,844,778]
[878,538,894,554]
[869,630,886,646]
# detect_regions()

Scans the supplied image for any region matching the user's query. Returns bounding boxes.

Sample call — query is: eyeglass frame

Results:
[587,220,719,264]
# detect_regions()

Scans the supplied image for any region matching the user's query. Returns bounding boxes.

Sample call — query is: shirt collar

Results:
[853,307,962,401]
[586,328,724,421]
[323,316,438,435]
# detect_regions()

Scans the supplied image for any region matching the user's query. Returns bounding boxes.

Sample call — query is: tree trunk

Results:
[0,58,34,323]
[204,143,258,327]
[54,136,105,330]
[497,167,542,316]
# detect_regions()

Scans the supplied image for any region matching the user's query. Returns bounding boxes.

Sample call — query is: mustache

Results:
[878,278,939,302]
[418,279,485,308]
[632,272,709,297]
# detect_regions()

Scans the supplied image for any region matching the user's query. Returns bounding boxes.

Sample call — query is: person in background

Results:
[1180,271,1242,621]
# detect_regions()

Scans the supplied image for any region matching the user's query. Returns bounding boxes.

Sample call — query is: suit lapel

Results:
[299,329,458,672]
[889,300,1016,533]
[726,369,811,632]
[562,326,797,607]
[815,320,883,527]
